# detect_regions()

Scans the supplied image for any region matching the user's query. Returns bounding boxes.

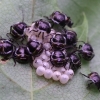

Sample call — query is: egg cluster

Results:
[0,11,95,84]
[24,11,94,84]
[25,25,75,84]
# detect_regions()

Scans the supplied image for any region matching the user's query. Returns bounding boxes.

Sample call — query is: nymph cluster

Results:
[0,11,95,85]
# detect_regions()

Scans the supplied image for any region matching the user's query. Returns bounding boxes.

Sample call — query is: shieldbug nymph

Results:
[45,11,73,28]
[69,53,81,71]
[81,72,100,91]
[0,37,15,61]
[50,32,66,50]
[7,7,28,41]
[29,19,51,40]
[64,30,77,47]
[8,22,28,39]
[13,46,31,66]
[79,43,95,61]
[27,40,44,59]
[50,50,69,67]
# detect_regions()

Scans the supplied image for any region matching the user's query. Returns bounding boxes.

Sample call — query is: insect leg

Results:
[37,32,41,37]
[87,82,93,89]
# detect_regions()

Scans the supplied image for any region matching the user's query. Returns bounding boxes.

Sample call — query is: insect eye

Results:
[16,49,21,54]
[66,16,70,21]
[73,58,78,63]
[5,46,12,52]
[24,49,29,55]
[52,55,57,59]
[52,38,57,42]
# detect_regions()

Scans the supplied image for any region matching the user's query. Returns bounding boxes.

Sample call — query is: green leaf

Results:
[73,12,88,42]
[0,0,100,100]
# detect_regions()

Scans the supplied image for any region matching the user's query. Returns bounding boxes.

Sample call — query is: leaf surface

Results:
[0,0,100,100]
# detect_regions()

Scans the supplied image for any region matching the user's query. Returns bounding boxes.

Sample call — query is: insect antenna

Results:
[0,36,2,39]
[19,4,24,22]
[80,72,89,78]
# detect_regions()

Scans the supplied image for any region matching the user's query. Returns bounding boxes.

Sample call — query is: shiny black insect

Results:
[50,50,69,67]
[30,19,51,39]
[27,40,43,59]
[64,30,77,47]
[7,22,28,40]
[79,43,94,61]
[45,11,73,28]
[13,46,31,66]
[7,6,28,41]
[81,72,100,91]
[0,38,14,61]
[50,33,66,50]
[69,53,81,71]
